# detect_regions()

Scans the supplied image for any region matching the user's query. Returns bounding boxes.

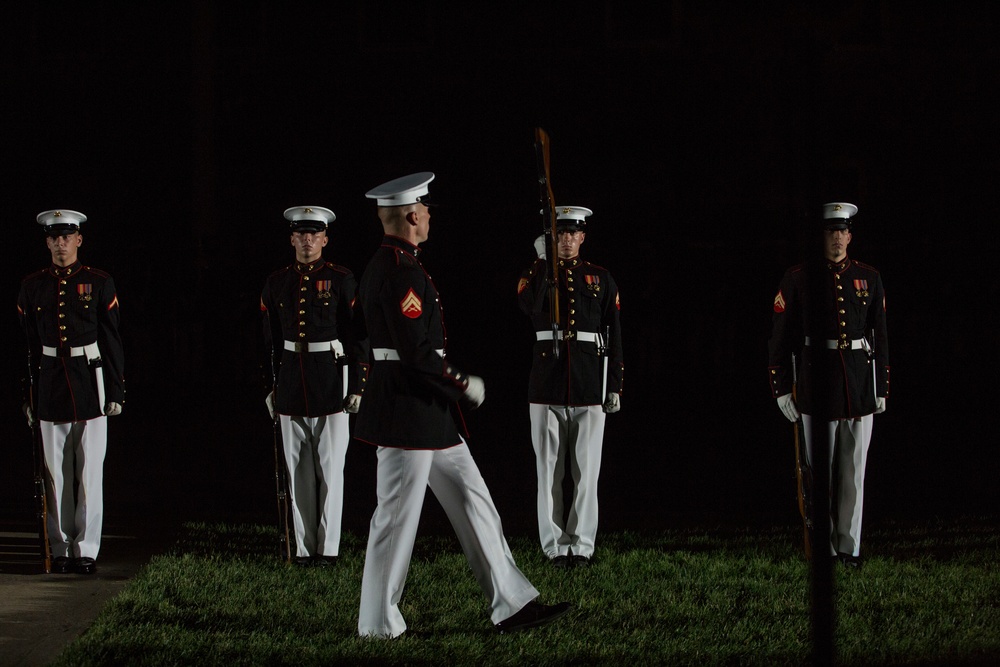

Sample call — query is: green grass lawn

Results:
[53,517,1000,666]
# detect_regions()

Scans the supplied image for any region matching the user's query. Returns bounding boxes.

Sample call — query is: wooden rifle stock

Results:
[792,353,812,559]
[534,127,561,358]
[27,353,51,573]
[270,359,292,563]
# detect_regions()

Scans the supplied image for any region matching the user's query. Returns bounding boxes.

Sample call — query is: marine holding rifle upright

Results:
[17,210,125,575]
[260,206,367,567]
[517,206,624,568]
[768,202,889,568]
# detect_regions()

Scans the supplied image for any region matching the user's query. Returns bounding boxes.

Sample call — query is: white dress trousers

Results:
[358,439,539,638]
[529,404,606,559]
[40,416,108,560]
[279,412,350,558]
[802,413,874,557]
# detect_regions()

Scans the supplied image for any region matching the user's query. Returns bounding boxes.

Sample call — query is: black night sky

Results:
[2,4,998,539]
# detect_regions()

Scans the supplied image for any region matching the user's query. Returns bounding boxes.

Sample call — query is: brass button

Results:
[303,276,310,281]
[59,325,66,330]
[569,309,575,314]
[299,321,305,326]
[568,287,575,292]
[60,336,67,342]
[839,309,845,314]
[836,285,843,290]
[59,302,65,307]
[569,320,575,325]
[299,332,306,338]
[299,310,305,315]
[300,298,306,303]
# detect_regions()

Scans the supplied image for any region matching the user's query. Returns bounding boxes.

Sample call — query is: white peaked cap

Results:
[555,206,593,222]
[365,172,435,207]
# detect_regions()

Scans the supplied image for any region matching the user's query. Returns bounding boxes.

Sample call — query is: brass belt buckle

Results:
[838,339,849,350]
[563,330,575,341]
[294,341,306,353]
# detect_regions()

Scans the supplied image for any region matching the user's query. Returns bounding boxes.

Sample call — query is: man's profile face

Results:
[46,231,82,267]
[290,230,328,263]
[409,204,431,244]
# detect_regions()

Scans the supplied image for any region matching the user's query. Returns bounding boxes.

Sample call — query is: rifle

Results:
[792,352,813,559]
[534,127,561,359]
[270,361,292,563]
[27,352,51,573]
[600,325,610,400]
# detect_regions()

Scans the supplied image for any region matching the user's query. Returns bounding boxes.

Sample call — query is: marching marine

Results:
[18,210,125,575]
[354,172,570,637]
[768,202,889,567]
[517,206,624,567]
[261,206,366,566]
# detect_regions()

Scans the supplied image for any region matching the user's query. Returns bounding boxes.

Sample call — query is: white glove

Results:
[875,396,886,414]
[344,394,362,414]
[23,403,36,428]
[104,402,122,417]
[464,375,485,409]
[533,235,547,260]
[265,391,276,420]
[603,392,620,414]
[777,393,800,423]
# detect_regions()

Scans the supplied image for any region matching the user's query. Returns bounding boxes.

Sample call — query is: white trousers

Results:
[529,404,606,559]
[802,413,874,557]
[358,439,539,638]
[279,413,350,558]
[40,417,108,560]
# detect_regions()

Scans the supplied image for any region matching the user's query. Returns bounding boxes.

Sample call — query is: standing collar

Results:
[383,234,421,257]
[49,261,83,277]
[295,259,325,274]
[825,256,850,273]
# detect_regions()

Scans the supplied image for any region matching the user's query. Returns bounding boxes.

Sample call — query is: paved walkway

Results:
[0,524,161,667]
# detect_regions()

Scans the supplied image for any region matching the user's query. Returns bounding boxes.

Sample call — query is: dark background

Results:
[2,3,997,542]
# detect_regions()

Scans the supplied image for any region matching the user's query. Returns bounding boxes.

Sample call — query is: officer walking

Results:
[354,172,570,637]
[517,206,624,567]
[768,202,889,567]
[18,210,125,575]
[261,206,365,566]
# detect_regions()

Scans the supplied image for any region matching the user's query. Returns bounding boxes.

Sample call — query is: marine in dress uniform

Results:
[17,210,125,575]
[517,207,624,567]
[354,172,569,638]
[260,206,366,566]
[768,202,889,567]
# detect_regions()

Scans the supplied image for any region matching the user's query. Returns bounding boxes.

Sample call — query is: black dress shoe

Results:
[51,556,73,574]
[571,555,592,567]
[495,601,572,634]
[313,555,337,567]
[293,556,314,567]
[838,553,863,569]
[550,555,571,568]
[74,557,97,575]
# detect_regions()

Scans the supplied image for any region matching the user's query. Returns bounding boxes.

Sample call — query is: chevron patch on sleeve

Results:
[400,288,422,319]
